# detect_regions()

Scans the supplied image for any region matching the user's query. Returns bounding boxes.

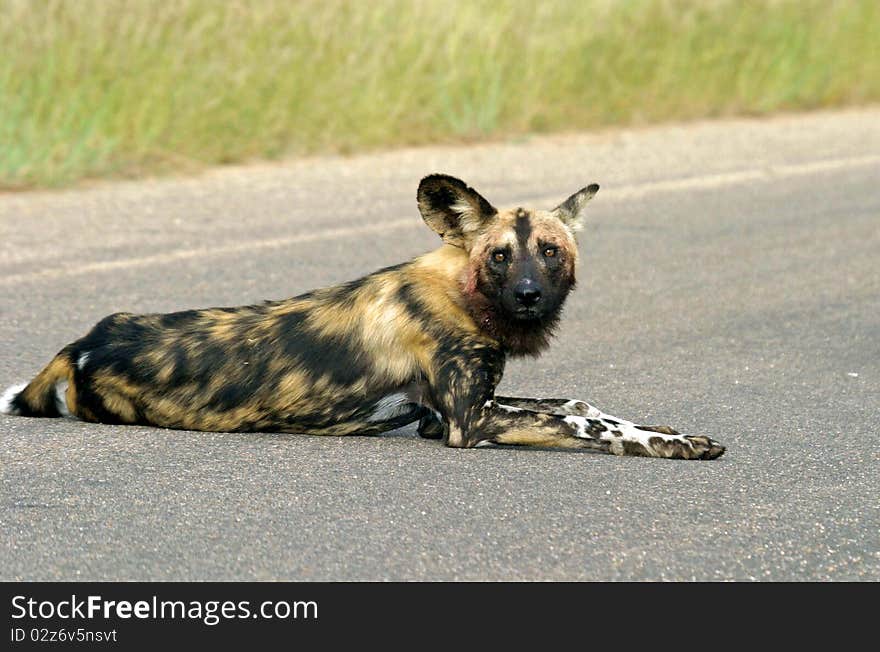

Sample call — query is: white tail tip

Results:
[0,382,28,415]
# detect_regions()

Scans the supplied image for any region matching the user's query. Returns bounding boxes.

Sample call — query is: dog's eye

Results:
[543,246,558,258]
[492,251,507,263]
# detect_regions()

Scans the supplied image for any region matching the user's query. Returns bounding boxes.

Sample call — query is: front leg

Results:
[494,396,599,417]
[475,398,725,460]
[427,342,505,448]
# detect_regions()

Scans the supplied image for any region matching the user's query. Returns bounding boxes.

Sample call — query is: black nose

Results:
[514,280,542,307]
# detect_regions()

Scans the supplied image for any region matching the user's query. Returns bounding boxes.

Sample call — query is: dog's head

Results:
[417,174,598,326]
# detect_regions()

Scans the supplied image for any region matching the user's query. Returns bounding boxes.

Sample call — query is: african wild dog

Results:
[1,175,724,459]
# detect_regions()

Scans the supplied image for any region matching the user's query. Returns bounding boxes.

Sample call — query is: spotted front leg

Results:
[493,396,600,417]
[478,397,725,460]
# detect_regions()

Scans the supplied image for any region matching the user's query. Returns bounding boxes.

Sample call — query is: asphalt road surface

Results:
[1,110,878,581]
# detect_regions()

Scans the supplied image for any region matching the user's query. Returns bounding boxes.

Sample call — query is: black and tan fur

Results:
[0,175,724,460]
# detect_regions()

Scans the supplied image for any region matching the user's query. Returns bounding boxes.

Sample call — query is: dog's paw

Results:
[631,424,724,460]
[680,435,726,460]
[417,413,445,440]
[629,427,725,460]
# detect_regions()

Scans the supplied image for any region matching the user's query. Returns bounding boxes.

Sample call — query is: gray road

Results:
[1,110,878,581]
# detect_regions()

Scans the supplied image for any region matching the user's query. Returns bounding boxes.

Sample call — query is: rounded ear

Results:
[552,183,599,232]
[417,174,497,247]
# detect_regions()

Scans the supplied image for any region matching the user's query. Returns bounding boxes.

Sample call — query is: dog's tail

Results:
[1,349,75,418]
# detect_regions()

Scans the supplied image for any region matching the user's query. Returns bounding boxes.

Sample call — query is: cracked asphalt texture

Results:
[1,109,878,580]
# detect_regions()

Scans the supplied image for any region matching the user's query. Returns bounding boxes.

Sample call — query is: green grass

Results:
[1,0,878,189]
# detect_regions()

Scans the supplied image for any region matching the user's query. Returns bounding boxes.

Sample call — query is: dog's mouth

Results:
[511,306,545,321]
[497,294,560,323]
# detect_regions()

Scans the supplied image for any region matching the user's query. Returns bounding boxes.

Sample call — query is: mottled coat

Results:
[1,175,724,459]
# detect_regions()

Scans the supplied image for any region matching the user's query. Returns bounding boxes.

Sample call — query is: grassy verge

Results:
[1,0,878,189]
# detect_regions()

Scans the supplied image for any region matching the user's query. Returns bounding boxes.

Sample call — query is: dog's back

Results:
[2,246,485,433]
